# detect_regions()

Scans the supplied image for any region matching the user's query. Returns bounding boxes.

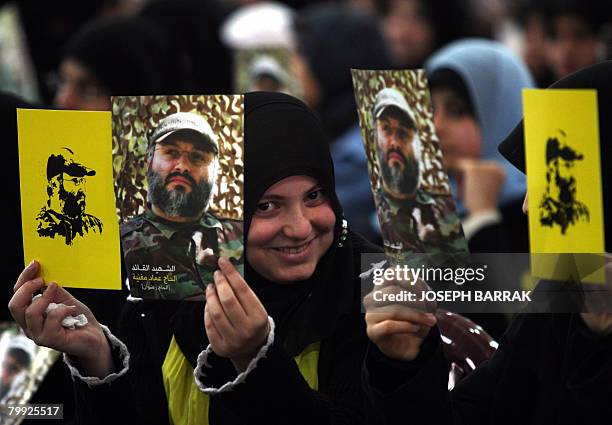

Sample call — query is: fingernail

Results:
[27,260,35,269]
[213,270,220,280]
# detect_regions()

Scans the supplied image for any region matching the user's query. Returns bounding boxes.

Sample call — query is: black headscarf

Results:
[499,61,611,251]
[63,16,186,96]
[140,0,233,94]
[243,91,354,355]
[294,5,391,140]
[1,93,37,321]
[173,92,368,364]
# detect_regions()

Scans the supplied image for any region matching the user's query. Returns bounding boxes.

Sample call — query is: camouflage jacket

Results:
[120,210,244,300]
[36,207,103,246]
[376,188,468,258]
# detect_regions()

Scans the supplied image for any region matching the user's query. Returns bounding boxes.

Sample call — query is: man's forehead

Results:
[376,112,415,130]
[61,173,85,179]
[159,136,216,154]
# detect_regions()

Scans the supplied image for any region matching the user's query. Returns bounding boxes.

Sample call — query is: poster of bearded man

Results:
[351,69,467,258]
[112,95,244,300]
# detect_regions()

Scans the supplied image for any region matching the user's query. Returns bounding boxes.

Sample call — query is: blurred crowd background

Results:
[1,1,611,419]
[2,0,612,105]
[2,0,611,262]
[3,0,611,277]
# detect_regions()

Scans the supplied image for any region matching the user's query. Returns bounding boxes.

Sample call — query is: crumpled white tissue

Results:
[32,294,88,329]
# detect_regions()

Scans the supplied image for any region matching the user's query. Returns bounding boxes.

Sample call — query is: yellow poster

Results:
[523,89,605,283]
[17,109,121,290]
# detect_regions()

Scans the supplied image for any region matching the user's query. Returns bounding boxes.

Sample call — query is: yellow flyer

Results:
[17,109,120,290]
[523,89,605,283]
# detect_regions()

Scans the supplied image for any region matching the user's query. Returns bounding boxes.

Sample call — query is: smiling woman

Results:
[8,91,383,425]
[171,91,384,425]
[247,175,336,283]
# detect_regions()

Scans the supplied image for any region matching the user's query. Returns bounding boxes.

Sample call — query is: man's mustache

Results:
[385,147,407,166]
[165,172,196,188]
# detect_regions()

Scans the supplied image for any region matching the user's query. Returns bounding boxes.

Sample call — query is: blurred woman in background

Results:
[426,38,534,254]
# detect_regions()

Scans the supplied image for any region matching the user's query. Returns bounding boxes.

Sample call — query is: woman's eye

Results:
[256,201,274,212]
[445,100,468,119]
[306,189,324,202]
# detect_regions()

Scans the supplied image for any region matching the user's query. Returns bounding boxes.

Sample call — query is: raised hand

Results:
[451,159,506,216]
[580,254,612,335]
[204,257,270,371]
[364,270,437,361]
[8,261,114,378]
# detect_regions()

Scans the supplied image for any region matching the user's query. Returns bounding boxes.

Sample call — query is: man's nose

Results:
[282,206,313,240]
[387,131,401,149]
[172,152,192,173]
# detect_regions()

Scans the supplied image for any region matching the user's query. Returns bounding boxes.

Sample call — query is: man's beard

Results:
[555,172,576,205]
[59,186,85,218]
[147,169,213,218]
[378,146,419,197]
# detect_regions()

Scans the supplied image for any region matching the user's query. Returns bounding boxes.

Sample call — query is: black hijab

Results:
[140,0,233,94]
[242,92,355,356]
[499,61,612,252]
[294,5,391,140]
[173,92,366,365]
[64,16,186,96]
[1,93,37,321]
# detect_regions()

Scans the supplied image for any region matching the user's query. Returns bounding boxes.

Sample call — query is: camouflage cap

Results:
[149,112,218,154]
[47,147,96,181]
[373,87,416,129]
[248,55,287,85]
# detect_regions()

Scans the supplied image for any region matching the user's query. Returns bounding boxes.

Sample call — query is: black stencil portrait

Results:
[36,147,103,245]
[539,131,590,235]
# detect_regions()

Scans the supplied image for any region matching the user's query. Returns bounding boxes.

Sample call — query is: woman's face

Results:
[247,175,336,284]
[54,59,111,111]
[432,87,482,167]
[384,0,434,67]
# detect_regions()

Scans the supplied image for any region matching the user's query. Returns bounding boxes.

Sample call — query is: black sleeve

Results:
[72,301,171,425]
[562,314,612,421]
[467,222,509,253]
[71,332,139,425]
[200,316,369,425]
[362,327,453,425]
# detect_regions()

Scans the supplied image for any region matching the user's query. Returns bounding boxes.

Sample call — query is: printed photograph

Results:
[351,69,467,257]
[0,323,58,425]
[234,47,302,96]
[112,95,244,300]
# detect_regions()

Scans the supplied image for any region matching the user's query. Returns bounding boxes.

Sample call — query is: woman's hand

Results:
[451,159,506,216]
[580,255,612,335]
[364,273,437,361]
[580,313,612,335]
[204,257,270,371]
[8,261,114,378]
